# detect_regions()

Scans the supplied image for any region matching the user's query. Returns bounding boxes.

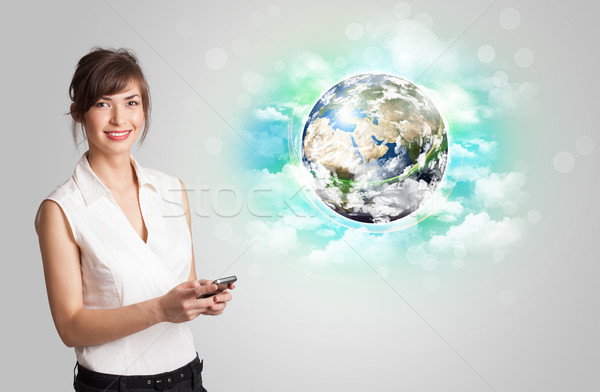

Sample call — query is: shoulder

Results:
[36,198,69,230]
[35,197,77,244]
[41,176,85,215]
[35,177,82,240]
[46,176,80,202]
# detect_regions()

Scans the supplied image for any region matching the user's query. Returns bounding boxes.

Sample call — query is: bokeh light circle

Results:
[499,8,521,30]
[393,2,411,19]
[242,71,266,95]
[273,60,285,72]
[478,45,495,63]
[205,136,223,155]
[553,151,575,173]
[205,48,228,70]
[334,57,347,69]
[414,13,433,32]
[515,48,535,68]
[527,210,541,224]
[492,71,508,87]
[345,22,364,41]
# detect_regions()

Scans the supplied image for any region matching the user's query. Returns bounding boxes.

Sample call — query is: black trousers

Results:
[73,353,207,391]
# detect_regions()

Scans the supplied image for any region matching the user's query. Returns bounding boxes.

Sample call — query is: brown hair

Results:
[68,47,151,147]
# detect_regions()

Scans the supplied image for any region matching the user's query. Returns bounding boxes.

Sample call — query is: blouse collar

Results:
[73,151,159,206]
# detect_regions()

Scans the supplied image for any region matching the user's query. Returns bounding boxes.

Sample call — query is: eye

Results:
[128,101,140,106]
[95,102,108,108]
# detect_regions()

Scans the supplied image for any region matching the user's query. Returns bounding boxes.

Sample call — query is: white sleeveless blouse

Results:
[35,151,197,375]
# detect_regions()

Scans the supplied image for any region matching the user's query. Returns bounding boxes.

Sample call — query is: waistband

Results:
[74,353,202,390]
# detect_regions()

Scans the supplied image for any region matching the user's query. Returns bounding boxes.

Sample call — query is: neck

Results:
[86,149,137,192]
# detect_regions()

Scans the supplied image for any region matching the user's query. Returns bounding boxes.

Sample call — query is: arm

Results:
[178,179,234,315]
[179,178,197,282]
[35,200,217,348]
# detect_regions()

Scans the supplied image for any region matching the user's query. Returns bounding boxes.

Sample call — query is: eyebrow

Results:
[99,94,140,100]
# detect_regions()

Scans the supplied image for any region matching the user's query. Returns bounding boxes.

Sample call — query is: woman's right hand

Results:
[158,280,219,323]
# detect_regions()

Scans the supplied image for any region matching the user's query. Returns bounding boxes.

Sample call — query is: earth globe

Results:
[301,73,448,224]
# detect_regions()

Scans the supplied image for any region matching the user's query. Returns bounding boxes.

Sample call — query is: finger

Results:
[203,310,224,316]
[209,302,226,311]
[194,284,217,298]
[198,279,213,286]
[214,292,232,303]
[192,297,217,311]
[228,283,236,290]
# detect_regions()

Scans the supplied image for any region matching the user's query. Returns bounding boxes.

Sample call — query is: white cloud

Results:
[246,220,298,256]
[315,228,336,237]
[488,81,539,116]
[299,229,405,265]
[477,140,498,154]
[437,201,464,222]
[417,189,464,223]
[280,209,332,231]
[445,165,491,183]
[243,165,304,218]
[429,212,523,254]
[255,106,289,122]
[279,101,312,122]
[242,165,339,231]
[286,51,334,92]
[463,138,498,155]
[424,83,480,125]
[239,129,285,158]
[474,172,527,209]
[451,143,476,158]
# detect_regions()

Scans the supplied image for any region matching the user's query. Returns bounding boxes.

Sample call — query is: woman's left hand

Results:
[197,280,235,316]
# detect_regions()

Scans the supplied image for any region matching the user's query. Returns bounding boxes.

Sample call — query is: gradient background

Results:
[2,1,599,391]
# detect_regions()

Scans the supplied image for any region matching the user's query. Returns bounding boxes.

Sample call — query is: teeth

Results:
[107,131,130,136]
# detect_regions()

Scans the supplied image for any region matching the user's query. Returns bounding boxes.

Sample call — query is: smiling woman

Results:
[79,84,144,155]
[68,48,151,148]
[34,47,234,391]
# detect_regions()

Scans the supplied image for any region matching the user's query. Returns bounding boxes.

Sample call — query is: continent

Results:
[304,117,361,179]
[352,117,392,163]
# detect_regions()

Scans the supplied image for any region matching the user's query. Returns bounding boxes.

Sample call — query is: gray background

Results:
[1,0,598,391]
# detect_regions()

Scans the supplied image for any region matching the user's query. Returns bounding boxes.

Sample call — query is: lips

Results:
[104,130,132,141]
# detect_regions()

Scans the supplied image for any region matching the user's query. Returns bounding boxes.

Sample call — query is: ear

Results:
[70,103,80,122]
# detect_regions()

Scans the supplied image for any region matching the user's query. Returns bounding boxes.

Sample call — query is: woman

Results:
[34,47,233,391]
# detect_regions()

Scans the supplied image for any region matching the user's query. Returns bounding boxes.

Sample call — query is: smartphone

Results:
[196,276,237,299]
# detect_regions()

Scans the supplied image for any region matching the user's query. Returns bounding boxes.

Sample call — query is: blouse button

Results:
[147,380,151,385]
[180,373,184,378]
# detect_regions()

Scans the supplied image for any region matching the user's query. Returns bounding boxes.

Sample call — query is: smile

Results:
[104,130,132,140]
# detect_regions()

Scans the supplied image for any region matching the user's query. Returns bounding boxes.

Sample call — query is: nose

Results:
[110,106,127,126]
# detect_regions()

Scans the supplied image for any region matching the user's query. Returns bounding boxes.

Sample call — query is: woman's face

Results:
[82,81,144,156]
